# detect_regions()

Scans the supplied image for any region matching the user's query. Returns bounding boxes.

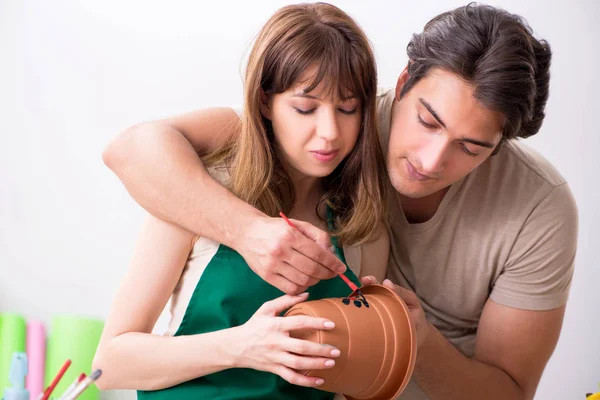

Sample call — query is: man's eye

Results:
[417,114,436,129]
[461,143,478,157]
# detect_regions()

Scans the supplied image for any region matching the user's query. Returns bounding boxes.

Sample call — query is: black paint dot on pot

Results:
[342,298,350,305]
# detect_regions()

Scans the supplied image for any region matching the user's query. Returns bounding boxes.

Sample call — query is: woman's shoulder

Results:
[344,224,389,281]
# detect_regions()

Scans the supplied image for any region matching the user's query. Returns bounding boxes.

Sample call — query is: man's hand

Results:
[237,216,347,294]
[361,276,433,348]
[361,276,565,400]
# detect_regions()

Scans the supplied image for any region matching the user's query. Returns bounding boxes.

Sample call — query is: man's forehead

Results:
[414,69,474,100]
[413,70,504,141]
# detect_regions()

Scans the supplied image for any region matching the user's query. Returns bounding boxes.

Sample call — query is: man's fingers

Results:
[383,279,419,305]
[289,219,331,250]
[382,278,397,290]
[360,275,378,285]
[285,251,336,281]
[288,219,346,274]
[291,231,346,275]
[272,261,315,287]
[268,273,304,295]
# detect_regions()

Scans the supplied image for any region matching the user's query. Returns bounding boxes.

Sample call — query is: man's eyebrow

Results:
[419,98,497,148]
[419,98,446,128]
[460,137,496,148]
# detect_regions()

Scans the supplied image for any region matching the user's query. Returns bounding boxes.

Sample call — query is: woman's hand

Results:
[229,293,341,387]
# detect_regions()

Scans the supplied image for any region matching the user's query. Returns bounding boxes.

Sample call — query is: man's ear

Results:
[259,89,272,120]
[394,64,410,101]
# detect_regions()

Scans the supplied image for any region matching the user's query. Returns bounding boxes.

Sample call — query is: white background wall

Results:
[1,0,598,399]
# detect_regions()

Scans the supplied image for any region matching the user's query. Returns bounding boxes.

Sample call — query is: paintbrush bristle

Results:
[90,369,102,380]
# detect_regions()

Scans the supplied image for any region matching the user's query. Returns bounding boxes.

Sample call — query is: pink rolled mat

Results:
[26,320,46,400]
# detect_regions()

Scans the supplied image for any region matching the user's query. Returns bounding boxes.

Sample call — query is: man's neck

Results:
[400,186,450,224]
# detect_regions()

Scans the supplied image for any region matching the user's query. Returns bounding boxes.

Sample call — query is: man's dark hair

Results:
[401,3,551,153]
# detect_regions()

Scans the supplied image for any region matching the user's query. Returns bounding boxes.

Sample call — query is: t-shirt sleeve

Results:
[490,183,578,310]
[375,88,394,155]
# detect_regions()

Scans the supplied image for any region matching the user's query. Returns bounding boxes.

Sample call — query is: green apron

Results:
[139,211,360,399]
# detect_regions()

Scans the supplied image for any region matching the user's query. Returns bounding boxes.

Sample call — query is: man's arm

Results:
[103,108,346,294]
[358,276,564,399]
[414,298,564,400]
[385,182,578,399]
[102,108,259,254]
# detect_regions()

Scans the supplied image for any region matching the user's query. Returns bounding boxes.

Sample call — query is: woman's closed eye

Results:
[294,107,316,115]
[294,107,357,115]
[338,107,357,115]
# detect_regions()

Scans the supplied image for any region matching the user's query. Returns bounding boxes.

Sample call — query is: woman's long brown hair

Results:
[206,2,387,245]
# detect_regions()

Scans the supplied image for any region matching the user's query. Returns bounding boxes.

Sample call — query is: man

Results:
[102,4,577,399]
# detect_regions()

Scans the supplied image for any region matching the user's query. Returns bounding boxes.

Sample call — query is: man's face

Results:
[387,68,504,199]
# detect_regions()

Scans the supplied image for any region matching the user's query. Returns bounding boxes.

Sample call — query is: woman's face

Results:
[262,68,362,180]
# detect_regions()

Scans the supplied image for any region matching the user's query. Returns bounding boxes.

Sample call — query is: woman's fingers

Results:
[271,365,326,388]
[278,315,335,332]
[255,293,309,316]
[283,337,341,358]
[276,352,336,371]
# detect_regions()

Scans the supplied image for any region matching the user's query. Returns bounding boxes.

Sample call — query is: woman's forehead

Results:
[284,65,359,101]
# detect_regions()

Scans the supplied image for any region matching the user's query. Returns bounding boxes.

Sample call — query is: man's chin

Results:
[399,189,432,199]
[390,180,440,199]
[390,182,425,199]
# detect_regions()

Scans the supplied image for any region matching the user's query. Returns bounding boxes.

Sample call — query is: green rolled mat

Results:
[0,313,26,394]
[45,315,104,400]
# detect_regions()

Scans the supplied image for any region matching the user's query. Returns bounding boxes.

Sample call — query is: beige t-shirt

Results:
[376,88,578,399]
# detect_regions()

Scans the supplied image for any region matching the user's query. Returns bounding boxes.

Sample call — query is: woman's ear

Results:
[259,89,272,120]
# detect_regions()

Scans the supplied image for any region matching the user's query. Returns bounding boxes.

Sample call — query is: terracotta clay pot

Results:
[284,283,416,400]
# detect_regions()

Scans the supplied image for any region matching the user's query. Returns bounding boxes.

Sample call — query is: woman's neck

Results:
[276,150,326,225]
[290,175,322,216]
[284,169,325,226]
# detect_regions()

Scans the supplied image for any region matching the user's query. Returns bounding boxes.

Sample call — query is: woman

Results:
[93,3,389,399]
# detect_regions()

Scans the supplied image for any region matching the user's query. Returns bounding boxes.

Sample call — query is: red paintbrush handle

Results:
[338,272,358,291]
[42,359,71,400]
